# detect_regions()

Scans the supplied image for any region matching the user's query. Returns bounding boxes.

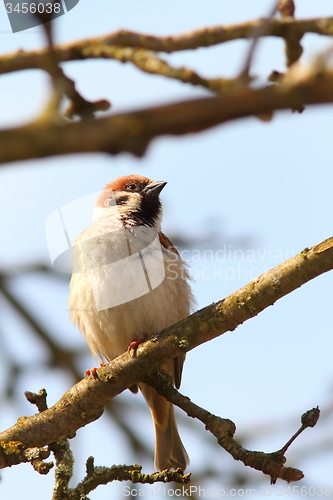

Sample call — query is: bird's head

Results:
[95,175,167,228]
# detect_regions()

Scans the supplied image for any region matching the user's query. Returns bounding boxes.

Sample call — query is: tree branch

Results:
[0,237,332,481]
[79,44,236,93]
[144,371,318,484]
[67,459,190,499]
[0,15,331,102]
[1,16,333,77]
[0,273,82,379]
[1,63,333,165]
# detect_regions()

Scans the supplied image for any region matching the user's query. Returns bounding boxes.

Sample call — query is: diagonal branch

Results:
[1,64,333,166]
[0,274,82,379]
[0,237,332,481]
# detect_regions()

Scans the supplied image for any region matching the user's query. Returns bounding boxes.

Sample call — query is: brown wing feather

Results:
[159,231,185,389]
[158,231,180,256]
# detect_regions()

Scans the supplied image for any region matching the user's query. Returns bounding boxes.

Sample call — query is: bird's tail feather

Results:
[154,404,189,471]
[139,383,189,471]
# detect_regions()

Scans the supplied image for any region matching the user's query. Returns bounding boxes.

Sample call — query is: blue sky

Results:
[1,1,333,498]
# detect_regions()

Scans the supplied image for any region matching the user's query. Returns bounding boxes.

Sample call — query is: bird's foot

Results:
[84,362,105,379]
[128,339,144,352]
[84,367,98,379]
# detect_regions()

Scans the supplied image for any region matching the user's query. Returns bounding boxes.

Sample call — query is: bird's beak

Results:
[143,181,167,197]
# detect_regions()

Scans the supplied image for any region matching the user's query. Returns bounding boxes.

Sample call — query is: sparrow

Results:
[68,175,194,471]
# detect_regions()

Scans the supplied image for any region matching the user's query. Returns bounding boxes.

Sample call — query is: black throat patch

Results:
[119,194,162,228]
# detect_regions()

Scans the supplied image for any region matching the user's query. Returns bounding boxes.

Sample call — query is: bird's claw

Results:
[128,339,144,352]
[84,367,99,379]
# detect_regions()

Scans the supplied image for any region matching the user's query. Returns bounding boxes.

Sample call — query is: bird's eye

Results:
[126,183,137,191]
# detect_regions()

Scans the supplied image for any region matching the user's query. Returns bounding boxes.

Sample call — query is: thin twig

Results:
[144,371,307,484]
[82,44,236,93]
[67,459,190,499]
[35,6,110,120]
[51,439,74,500]
[277,407,320,457]
[25,388,48,413]
[240,1,279,80]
